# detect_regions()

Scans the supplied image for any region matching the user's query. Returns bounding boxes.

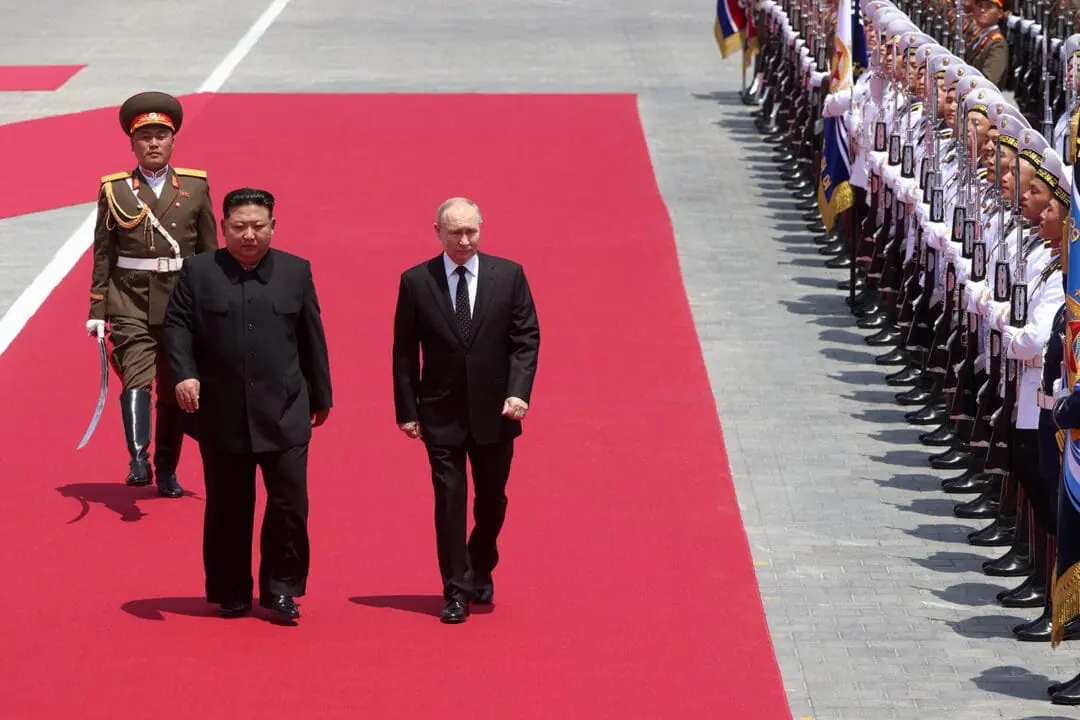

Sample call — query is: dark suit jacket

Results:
[163,248,333,454]
[393,252,539,447]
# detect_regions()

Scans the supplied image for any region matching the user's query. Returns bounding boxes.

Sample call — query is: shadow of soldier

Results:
[349,594,495,618]
[54,482,202,523]
[971,665,1057,702]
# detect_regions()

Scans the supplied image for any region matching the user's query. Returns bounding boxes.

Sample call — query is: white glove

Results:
[1002,324,1021,353]
[943,243,959,264]
[1054,377,1069,399]
[86,320,105,338]
[992,306,1009,331]
[928,224,949,250]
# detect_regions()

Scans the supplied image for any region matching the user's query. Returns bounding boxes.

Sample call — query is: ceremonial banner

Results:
[1054,162,1080,646]
[816,0,855,231]
[713,0,747,59]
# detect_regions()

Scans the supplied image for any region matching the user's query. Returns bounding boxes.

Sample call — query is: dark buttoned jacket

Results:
[163,248,333,454]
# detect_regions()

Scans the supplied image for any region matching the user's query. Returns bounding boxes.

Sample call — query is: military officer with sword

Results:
[82,91,219,498]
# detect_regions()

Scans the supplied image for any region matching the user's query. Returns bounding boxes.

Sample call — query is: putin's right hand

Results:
[398,421,421,440]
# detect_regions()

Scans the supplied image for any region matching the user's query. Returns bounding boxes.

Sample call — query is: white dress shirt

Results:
[138,165,170,198]
[443,252,479,315]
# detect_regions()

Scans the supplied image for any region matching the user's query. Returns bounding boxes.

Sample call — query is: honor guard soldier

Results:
[85,91,218,498]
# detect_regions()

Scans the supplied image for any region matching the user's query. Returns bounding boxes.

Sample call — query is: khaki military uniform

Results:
[90,166,217,388]
[966,25,1008,87]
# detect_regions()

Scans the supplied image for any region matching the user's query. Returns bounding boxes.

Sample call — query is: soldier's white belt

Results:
[1036,390,1057,410]
[116,256,183,273]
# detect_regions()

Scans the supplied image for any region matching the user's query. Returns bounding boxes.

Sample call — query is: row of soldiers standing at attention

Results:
[738,0,1080,707]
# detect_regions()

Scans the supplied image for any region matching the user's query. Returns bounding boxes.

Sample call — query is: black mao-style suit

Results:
[393,252,540,601]
[163,248,332,605]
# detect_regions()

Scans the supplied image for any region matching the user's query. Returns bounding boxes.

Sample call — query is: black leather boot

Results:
[1050,671,1080,704]
[999,523,1049,607]
[968,516,1016,547]
[1015,537,1080,640]
[954,476,1002,519]
[121,389,153,486]
[984,508,1032,577]
[153,396,185,499]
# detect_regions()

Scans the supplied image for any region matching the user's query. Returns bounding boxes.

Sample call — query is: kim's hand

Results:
[176,378,200,413]
[502,396,528,421]
[399,421,422,440]
[312,409,330,428]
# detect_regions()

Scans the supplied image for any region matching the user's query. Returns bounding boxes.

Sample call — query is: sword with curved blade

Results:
[76,335,108,449]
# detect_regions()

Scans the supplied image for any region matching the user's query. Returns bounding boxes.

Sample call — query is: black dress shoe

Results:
[475,582,494,605]
[824,254,853,269]
[875,348,908,366]
[930,449,971,470]
[885,365,921,385]
[866,330,901,347]
[905,404,946,425]
[156,470,184,499]
[919,423,956,447]
[440,599,469,624]
[853,302,881,319]
[220,599,252,618]
[896,386,933,405]
[857,312,887,329]
[941,470,991,494]
[259,594,300,620]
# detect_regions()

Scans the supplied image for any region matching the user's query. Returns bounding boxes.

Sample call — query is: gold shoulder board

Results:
[100,171,131,183]
[173,167,207,178]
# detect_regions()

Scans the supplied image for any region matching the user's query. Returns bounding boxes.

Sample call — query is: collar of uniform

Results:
[224,247,274,284]
[443,251,479,280]
[138,164,170,182]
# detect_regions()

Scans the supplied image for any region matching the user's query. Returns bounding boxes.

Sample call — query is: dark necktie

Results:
[454,265,471,340]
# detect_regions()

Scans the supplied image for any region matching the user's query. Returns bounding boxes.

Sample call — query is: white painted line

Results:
[0,0,293,360]
[199,0,292,93]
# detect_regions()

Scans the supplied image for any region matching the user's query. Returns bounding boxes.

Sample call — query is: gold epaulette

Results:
[100,171,131,184]
[173,167,207,178]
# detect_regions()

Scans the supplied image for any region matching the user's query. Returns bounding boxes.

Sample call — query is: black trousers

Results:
[1038,409,1062,535]
[426,437,514,601]
[199,441,310,604]
[1014,426,1054,533]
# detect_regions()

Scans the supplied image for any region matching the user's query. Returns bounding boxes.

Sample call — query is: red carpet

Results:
[0,64,83,91]
[0,94,788,718]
